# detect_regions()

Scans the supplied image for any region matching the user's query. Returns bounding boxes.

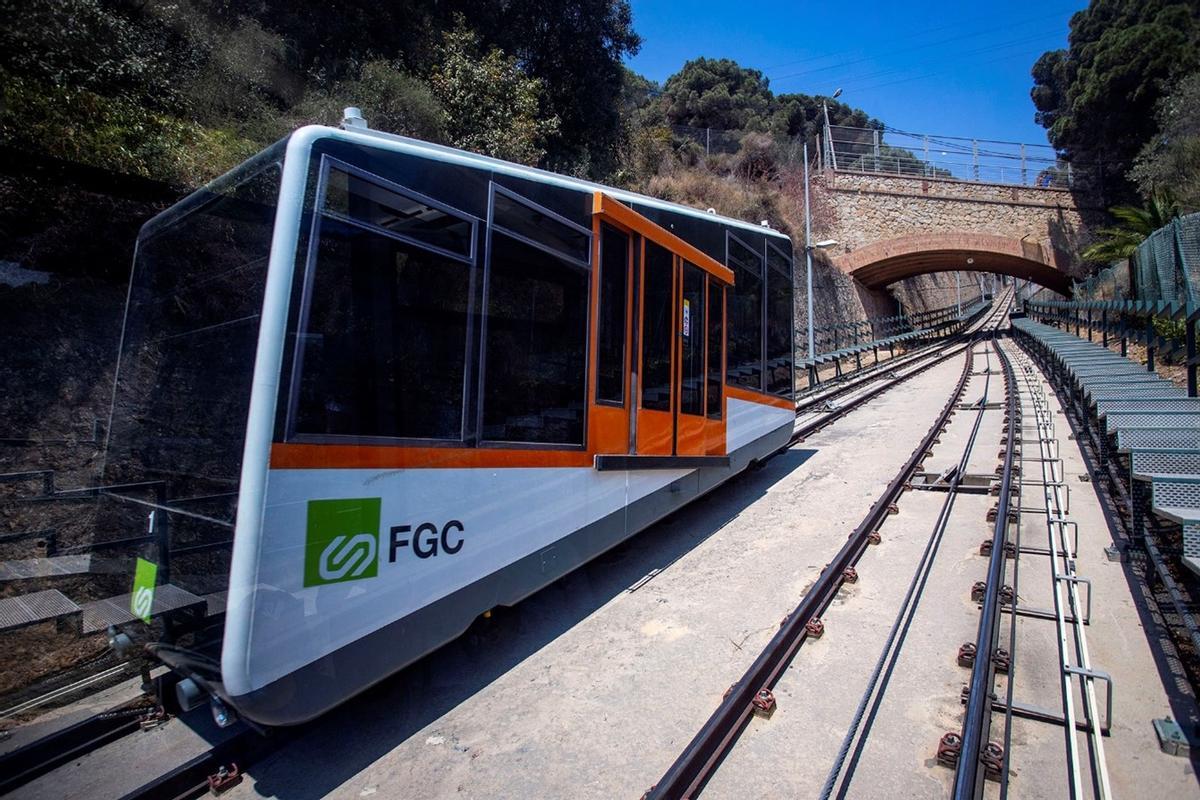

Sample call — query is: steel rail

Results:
[646,317,996,800]
[0,699,157,795]
[114,725,288,800]
[795,294,1004,415]
[819,338,1001,800]
[998,355,1038,800]
[794,304,994,417]
[952,333,1017,800]
[792,297,1011,444]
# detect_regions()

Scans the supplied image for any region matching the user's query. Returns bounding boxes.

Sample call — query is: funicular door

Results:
[635,247,725,457]
[635,241,676,454]
[591,193,732,460]
[674,260,708,456]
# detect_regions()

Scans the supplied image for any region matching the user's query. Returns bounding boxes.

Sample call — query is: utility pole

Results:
[804,141,815,361]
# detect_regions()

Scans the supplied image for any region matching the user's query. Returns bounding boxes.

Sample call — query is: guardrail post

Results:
[1146,315,1156,373]
[1086,308,1093,341]
[1101,309,1108,347]
[1187,308,1198,397]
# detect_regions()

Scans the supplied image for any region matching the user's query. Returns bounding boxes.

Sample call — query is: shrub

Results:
[292,60,447,142]
[733,132,781,182]
[430,25,559,165]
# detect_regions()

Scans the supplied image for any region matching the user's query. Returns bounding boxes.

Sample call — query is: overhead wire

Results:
[763,6,1078,74]
[824,30,1064,95]
[766,6,1076,83]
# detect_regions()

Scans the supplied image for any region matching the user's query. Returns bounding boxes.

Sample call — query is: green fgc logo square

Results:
[304,498,381,587]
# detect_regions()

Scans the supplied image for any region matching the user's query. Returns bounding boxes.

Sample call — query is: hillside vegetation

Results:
[5,0,1195,316]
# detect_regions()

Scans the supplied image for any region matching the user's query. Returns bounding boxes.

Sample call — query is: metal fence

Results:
[668,124,809,165]
[823,125,1091,190]
[803,295,988,362]
[1132,212,1200,305]
[1072,212,1200,305]
[669,121,1092,191]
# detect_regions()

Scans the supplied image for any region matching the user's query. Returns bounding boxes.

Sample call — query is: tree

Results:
[429,26,559,166]
[1130,72,1200,212]
[468,0,641,177]
[1031,0,1200,203]
[661,58,776,131]
[1079,191,1180,263]
[772,93,880,141]
[0,0,285,181]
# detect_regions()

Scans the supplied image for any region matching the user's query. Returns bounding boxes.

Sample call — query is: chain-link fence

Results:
[1065,214,1198,305]
[668,124,808,166]
[1132,212,1200,304]
[1074,260,1134,302]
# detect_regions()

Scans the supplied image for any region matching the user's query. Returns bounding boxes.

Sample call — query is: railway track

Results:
[649,320,1130,800]
[647,306,1014,799]
[4,295,1013,800]
[815,336,1016,800]
[792,293,1012,443]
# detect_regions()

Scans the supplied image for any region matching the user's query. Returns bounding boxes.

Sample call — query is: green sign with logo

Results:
[131,557,158,623]
[304,498,381,587]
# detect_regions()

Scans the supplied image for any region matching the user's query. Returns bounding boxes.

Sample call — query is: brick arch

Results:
[833,232,1072,296]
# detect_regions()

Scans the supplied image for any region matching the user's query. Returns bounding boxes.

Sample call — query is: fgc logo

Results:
[303,498,467,587]
[304,498,381,587]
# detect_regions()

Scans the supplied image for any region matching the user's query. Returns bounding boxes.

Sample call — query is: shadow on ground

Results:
[229,447,818,798]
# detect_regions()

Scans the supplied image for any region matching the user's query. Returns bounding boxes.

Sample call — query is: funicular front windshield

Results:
[96,143,283,666]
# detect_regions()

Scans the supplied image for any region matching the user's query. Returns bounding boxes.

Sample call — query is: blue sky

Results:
[624,0,1086,147]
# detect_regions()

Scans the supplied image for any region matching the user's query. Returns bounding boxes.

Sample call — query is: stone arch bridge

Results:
[815,170,1097,297]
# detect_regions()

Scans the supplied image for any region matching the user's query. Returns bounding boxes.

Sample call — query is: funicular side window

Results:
[765,242,795,397]
[679,263,705,416]
[596,224,629,405]
[707,281,724,419]
[726,233,764,390]
[481,185,591,446]
[290,159,477,441]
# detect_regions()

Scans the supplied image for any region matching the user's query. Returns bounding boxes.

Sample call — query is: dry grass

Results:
[644,168,791,237]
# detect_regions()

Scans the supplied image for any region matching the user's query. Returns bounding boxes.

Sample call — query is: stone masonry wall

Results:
[814,170,1096,276]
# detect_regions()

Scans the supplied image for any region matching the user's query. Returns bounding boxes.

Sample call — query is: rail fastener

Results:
[867,531,882,546]
[805,618,825,638]
[978,539,1016,558]
[971,581,988,602]
[750,689,777,719]
[138,707,170,730]
[981,741,1006,781]
[957,643,977,668]
[992,648,1011,674]
[842,567,859,584]
[986,504,1019,524]
[994,462,1021,477]
[937,732,963,768]
[209,764,243,794]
